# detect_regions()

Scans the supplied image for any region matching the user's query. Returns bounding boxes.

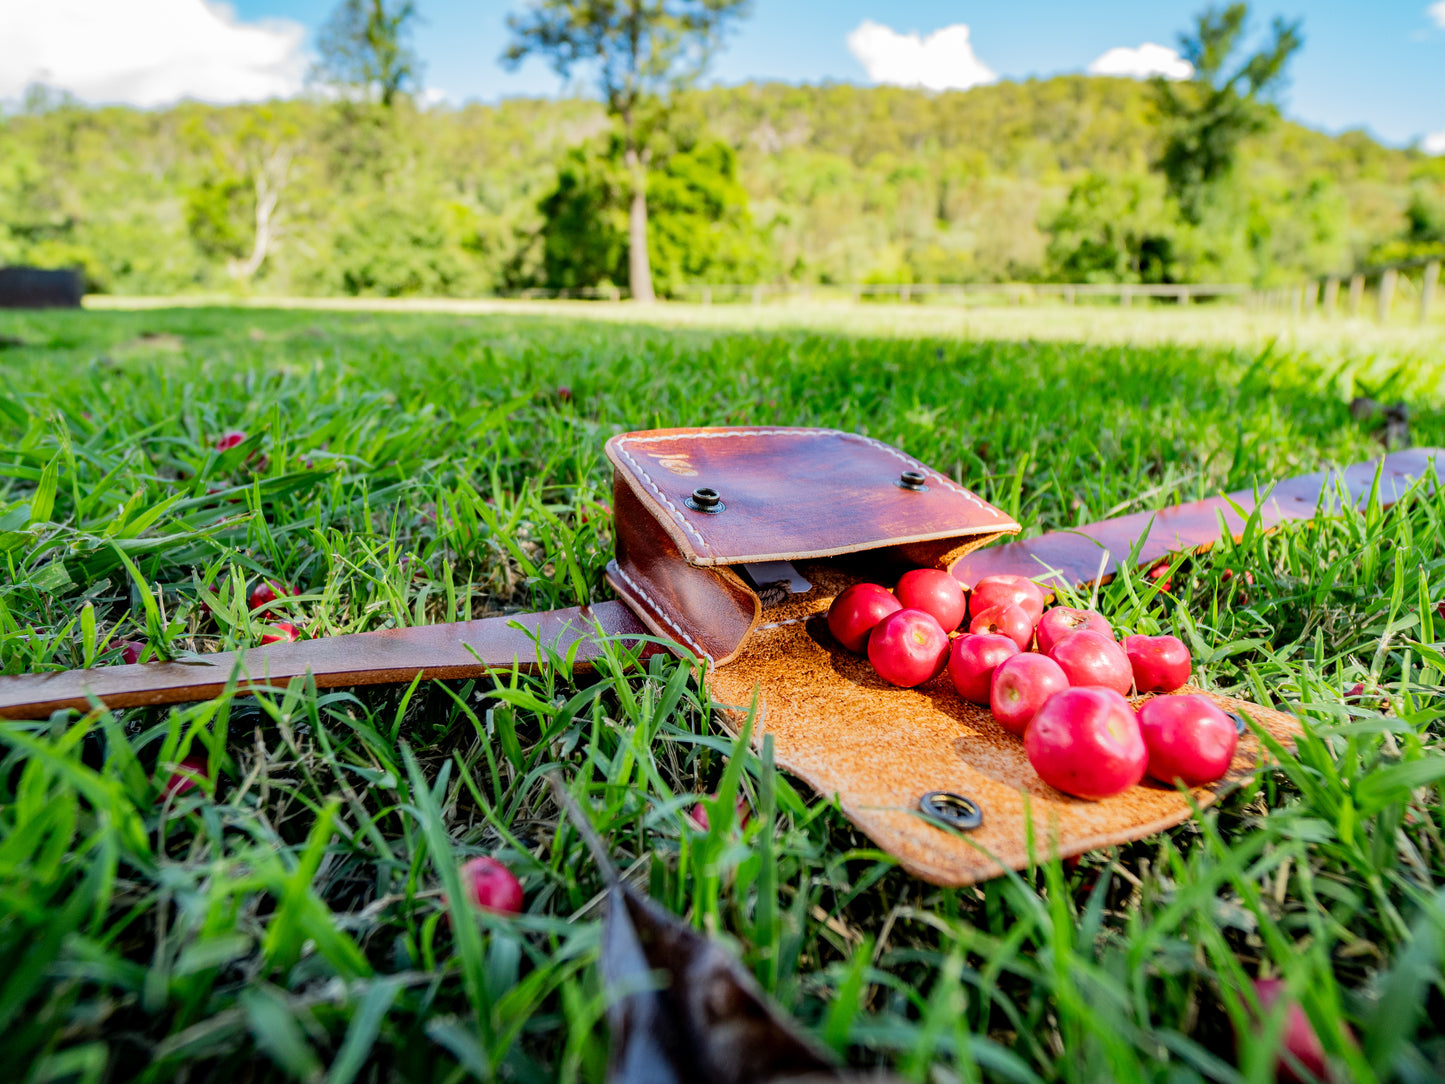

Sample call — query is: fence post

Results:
[1422,261,1439,325]
[1303,281,1318,312]
[752,284,762,306]
[702,287,712,306]
[1121,286,1132,308]
[1179,287,1191,305]
[1322,277,1339,316]
[852,284,862,304]
[1065,285,1075,305]
[901,284,911,303]
[1347,274,1365,316]
[1377,268,1397,323]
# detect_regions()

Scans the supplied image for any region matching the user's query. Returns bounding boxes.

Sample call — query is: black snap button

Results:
[1225,710,1246,735]
[685,487,725,513]
[919,791,983,831]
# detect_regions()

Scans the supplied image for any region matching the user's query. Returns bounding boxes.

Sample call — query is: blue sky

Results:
[229,0,1444,147]
[3,2,1441,148]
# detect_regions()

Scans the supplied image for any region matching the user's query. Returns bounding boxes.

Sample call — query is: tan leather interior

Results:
[709,611,1300,886]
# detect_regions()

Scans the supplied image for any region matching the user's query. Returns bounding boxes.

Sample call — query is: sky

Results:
[2,1,1443,152]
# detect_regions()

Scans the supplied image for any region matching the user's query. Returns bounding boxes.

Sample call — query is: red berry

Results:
[215,430,247,452]
[969,573,1046,625]
[867,609,950,688]
[1136,694,1237,787]
[260,622,298,644]
[948,633,1020,704]
[459,856,524,914]
[248,580,299,611]
[1036,607,1114,656]
[968,602,1033,650]
[1049,631,1133,696]
[1247,978,1348,1084]
[827,583,901,654]
[1122,634,1192,693]
[894,569,968,633]
[120,640,146,665]
[1025,687,1147,800]
[160,755,209,799]
[990,653,1069,736]
[688,793,751,832]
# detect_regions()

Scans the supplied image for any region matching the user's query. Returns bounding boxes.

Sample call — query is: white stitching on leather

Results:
[616,429,999,530]
[614,443,711,550]
[757,614,821,631]
[610,561,715,666]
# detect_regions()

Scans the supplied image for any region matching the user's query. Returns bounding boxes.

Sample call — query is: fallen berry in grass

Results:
[556,386,573,402]
[1246,978,1352,1084]
[688,793,751,832]
[160,755,209,799]
[459,856,524,914]
[1146,561,1172,592]
[214,430,247,452]
[120,640,146,665]
[260,622,298,644]
[248,580,299,611]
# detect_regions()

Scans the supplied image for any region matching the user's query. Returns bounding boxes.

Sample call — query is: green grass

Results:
[1,305,1442,1083]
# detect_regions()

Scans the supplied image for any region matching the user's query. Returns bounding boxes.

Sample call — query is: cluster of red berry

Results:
[827,571,1239,800]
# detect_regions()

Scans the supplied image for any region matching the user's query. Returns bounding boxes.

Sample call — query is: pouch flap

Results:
[605,427,1019,568]
[709,617,1302,886]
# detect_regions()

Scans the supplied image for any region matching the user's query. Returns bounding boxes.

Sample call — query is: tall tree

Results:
[504,1,750,303]
[313,0,422,108]
[1154,3,1302,221]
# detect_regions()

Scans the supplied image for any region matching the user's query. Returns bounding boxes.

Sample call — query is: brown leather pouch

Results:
[603,426,1300,887]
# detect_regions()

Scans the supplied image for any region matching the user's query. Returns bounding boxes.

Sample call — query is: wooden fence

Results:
[492,257,1442,324]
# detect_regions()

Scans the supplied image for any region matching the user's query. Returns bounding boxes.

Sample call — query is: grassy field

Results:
[1,303,1443,1083]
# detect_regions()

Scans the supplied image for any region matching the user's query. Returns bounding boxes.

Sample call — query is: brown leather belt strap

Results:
[0,450,1436,721]
[953,449,1438,588]
[0,602,657,720]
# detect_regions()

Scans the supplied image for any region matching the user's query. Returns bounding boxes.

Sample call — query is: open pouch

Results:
[605,426,1301,887]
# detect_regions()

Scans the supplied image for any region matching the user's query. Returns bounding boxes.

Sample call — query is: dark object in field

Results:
[1350,396,1411,449]
[0,335,27,349]
[0,266,83,309]
[550,775,894,1084]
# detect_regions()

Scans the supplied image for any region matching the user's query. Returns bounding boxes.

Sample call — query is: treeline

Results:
[2,77,1442,296]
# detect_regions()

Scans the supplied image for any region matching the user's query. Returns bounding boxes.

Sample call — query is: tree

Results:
[504,0,751,302]
[1154,3,1302,221]
[535,135,773,295]
[313,0,422,107]
[1044,172,1181,284]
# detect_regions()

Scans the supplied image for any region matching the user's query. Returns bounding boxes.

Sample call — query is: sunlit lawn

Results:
[1,302,1442,1082]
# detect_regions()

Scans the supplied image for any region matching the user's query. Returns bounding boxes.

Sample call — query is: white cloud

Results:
[1430,2,1445,30]
[1424,128,1445,155]
[0,0,307,108]
[1088,43,1194,81]
[846,20,996,92]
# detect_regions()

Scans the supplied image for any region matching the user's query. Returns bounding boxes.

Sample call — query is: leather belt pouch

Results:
[603,426,1300,886]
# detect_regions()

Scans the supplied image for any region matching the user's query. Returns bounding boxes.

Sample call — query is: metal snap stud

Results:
[919,791,983,831]
[897,469,929,491]
[685,486,725,513]
[1225,710,1246,735]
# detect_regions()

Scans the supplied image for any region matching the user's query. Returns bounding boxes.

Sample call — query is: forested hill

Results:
[2,76,1440,296]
